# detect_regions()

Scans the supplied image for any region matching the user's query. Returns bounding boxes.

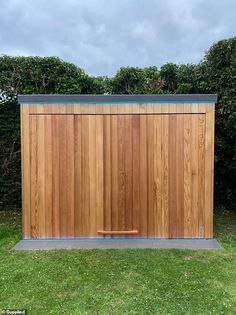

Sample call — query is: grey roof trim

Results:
[18,94,218,103]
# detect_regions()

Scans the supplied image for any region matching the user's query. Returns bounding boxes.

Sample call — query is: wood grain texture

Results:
[29,115,37,238]
[27,103,208,115]
[139,115,148,237]
[183,114,192,237]
[111,115,119,231]
[58,115,67,237]
[44,115,53,237]
[37,115,45,238]
[175,114,184,237]
[21,103,215,239]
[204,105,215,238]
[51,115,60,237]
[147,115,155,237]
[103,115,112,232]
[153,115,162,236]
[161,115,169,238]
[132,115,140,235]
[95,115,104,237]
[21,105,31,238]
[97,230,138,235]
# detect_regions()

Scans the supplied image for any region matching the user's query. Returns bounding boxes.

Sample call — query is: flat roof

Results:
[18,94,217,104]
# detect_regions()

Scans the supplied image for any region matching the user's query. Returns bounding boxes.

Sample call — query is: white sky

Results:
[0,0,235,76]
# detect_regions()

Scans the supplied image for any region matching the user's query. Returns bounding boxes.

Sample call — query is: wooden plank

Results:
[183,114,192,237]
[21,105,31,238]
[175,114,184,237]
[121,104,130,114]
[132,115,140,234]
[191,114,199,237]
[66,104,75,114]
[199,103,206,113]
[40,104,52,114]
[146,103,153,114]
[95,115,104,236]
[28,105,35,114]
[205,105,214,238]
[211,105,215,236]
[51,115,60,238]
[168,115,177,238]
[153,104,162,114]
[139,115,148,237]
[88,115,96,236]
[66,115,75,237]
[147,115,155,237]
[124,115,133,231]
[111,115,119,231]
[132,103,140,114]
[27,103,208,115]
[184,104,192,114]
[58,116,67,237]
[85,104,96,114]
[36,104,44,114]
[104,115,112,232]
[191,103,199,114]
[161,103,169,114]
[153,115,162,236]
[29,115,37,238]
[198,114,206,237]
[58,105,68,114]
[95,104,104,114]
[168,103,177,114]
[102,104,111,114]
[116,105,123,114]
[37,115,45,238]
[118,115,126,230]
[161,115,169,237]
[81,115,90,236]
[74,115,82,236]
[44,115,53,237]
[110,104,118,114]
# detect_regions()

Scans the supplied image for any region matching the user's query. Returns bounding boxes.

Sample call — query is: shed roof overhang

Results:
[18,94,217,104]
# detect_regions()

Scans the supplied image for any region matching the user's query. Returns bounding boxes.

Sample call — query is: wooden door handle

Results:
[97,230,138,235]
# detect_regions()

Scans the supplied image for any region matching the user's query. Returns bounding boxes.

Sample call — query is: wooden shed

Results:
[19,94,217,239]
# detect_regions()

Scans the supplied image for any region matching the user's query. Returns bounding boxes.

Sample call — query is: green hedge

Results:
[0,37,235,211]
[0,101,21,209]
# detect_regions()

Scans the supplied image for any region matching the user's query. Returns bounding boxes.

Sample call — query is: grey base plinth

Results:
[13,238,222,250]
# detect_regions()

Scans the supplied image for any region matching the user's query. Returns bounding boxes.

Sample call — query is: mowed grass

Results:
[0,210,236,314]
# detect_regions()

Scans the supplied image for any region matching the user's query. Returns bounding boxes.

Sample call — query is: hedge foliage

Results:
[0,37,235,210]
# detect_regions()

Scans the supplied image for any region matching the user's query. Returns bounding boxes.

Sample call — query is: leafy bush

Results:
[0,37,235,210]
[201,38,236,209]
[0,100,20,209]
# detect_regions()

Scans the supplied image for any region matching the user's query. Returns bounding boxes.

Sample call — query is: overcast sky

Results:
[0,0,235,76]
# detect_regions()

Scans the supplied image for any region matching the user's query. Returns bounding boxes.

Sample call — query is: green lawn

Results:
[0,210,236,315]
